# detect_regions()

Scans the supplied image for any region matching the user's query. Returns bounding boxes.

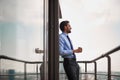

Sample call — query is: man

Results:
[59,20,82,80]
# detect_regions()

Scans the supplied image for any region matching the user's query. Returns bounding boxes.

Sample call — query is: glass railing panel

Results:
[25,64,41,80]
[78,63,94,80]
[0,59,24,80]
[96,58,108,80]
[0,58,42,80]
[111,50,120,80]
[59,57,66,80]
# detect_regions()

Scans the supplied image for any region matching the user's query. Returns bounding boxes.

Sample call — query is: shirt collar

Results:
[62,32,68,37]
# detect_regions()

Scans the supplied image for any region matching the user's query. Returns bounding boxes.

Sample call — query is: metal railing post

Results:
[94,62,97,80]
[106,56,111,80]
[24,63,27,80]
[85,63,87,80]
[0,59,1,79]
[36,64,39,80]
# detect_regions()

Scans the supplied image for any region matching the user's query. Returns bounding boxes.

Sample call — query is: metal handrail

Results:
[0,55,42,64]
[91,45,120,62]
[0,55,43,80]
[0,45,120,80]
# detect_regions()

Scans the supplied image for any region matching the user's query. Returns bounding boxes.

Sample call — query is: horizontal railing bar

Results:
[59,72,120,77]
[1,73,120,77]
[77,61,92,63]
[60,61,92,63]
[0,73,40,76]
[80,73,120,78]
[111,75,120,77]
[0,55,42,64]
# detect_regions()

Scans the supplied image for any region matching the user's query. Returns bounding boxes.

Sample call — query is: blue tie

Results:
[67,36,73,49]
[67,35,76,58]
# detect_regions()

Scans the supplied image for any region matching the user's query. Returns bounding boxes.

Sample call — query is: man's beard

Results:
[67,30,71,33]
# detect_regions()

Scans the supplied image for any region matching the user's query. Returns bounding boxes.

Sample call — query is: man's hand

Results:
[73,47,82,53]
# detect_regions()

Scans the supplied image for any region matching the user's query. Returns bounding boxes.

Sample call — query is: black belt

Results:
[64,58,76,61]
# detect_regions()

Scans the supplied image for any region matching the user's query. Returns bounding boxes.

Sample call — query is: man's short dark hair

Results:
[60,20,69,32]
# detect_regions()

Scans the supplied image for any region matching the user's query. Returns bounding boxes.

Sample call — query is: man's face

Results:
[65,23,72,33]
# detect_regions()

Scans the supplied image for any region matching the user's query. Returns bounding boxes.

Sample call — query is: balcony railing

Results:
[78,45,120,80]
[0,55,42,80]
[0,45,120,80]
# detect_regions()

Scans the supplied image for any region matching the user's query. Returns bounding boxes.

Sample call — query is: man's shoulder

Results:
[59,33,62,36]
[60,32,67,36]
[59,33,66,38]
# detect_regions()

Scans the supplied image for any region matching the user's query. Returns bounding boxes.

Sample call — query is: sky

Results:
[59,0,120,71]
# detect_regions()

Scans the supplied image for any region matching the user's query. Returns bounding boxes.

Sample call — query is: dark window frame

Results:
[48,0,59,80]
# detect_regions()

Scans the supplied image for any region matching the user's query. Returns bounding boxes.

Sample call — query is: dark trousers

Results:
[63,58,80,80]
